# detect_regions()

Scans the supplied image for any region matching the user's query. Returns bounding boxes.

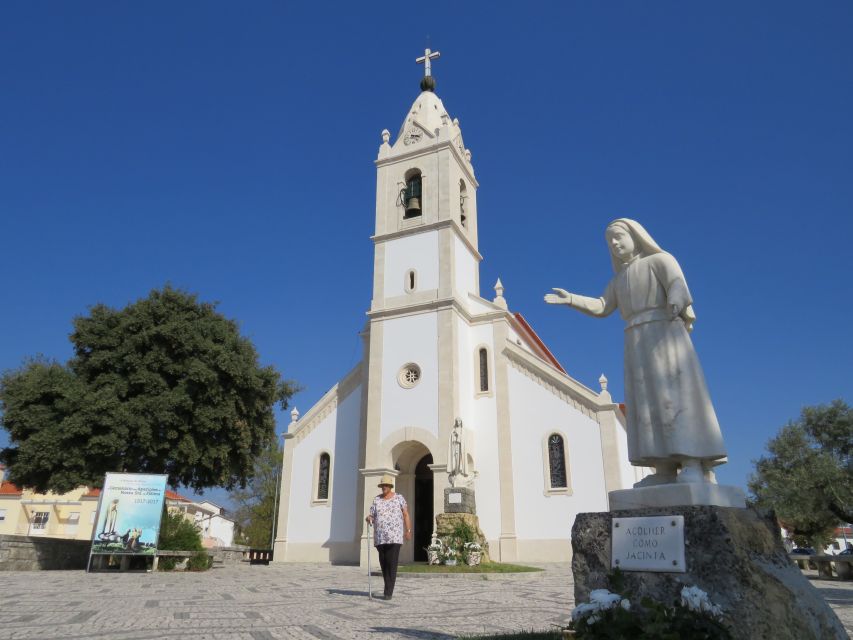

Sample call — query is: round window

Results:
[398,363,422,389]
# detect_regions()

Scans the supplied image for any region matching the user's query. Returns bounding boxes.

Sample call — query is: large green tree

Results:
[231,439,282,548]
[749,400,852,545]
[0,286,294,494]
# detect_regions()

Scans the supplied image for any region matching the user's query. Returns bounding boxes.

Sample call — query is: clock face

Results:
[403,125,423,146]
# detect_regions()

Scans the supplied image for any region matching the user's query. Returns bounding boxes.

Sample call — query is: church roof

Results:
[391,90,466,156]
[512,313,567,375]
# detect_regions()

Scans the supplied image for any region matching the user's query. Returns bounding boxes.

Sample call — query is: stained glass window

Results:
[548,434,567,488]
[479,348,489,392]
[318,453,330,500]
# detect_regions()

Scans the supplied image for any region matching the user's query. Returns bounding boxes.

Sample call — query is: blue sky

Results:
[1,2,851,508]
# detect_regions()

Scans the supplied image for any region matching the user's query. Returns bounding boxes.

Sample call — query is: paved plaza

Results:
[0,564,851,640]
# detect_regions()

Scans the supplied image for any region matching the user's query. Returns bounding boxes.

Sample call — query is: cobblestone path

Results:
[0,564,850,639]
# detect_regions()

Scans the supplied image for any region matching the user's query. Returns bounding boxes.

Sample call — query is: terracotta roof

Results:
[0,481,22,496]
[0,483,188,501]
[512,313,567,374]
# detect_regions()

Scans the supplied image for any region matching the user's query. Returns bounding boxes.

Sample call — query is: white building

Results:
[274,60,640,566]
[166,494,235,548]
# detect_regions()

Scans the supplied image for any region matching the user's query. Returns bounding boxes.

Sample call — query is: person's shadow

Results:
[370,629,455,639]
[326,588,369,597]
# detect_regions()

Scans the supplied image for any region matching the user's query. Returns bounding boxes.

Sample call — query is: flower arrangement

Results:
[463,541,482,566]
[425,538,443,565]
[569,583,731,639]
[438,541,459,565]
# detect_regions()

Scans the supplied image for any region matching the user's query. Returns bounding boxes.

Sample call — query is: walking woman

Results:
[365,474,412,600]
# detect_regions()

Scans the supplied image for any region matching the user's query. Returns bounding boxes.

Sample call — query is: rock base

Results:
[608,483,746,510]
[435,512,490,563]
[572,506,846,640]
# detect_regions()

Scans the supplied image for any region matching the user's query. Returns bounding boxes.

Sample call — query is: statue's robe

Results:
[570,252,726,465]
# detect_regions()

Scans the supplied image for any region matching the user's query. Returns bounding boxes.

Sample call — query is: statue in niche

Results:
[545,219,726,486]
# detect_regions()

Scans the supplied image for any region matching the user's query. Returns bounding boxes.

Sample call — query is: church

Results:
[273,52,642,566]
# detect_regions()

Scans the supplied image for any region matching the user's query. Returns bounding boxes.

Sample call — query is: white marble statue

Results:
[545,218,726,487]
[447,418,468,488]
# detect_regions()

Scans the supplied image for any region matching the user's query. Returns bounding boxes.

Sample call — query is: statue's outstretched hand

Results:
[544,288,572,306]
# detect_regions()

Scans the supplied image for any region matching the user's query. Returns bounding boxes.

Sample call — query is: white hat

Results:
[377,473,395,488]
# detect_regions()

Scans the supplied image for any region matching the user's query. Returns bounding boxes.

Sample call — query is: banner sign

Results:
[90,473,169,556]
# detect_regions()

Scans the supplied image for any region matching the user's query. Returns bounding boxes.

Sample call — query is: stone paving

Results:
[0,564,850,640]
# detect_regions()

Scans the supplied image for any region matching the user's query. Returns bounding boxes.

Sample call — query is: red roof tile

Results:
[512,313,567,374]
[0,481,22,496]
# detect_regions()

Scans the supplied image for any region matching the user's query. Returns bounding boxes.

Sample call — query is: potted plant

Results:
[426,537,443,565]
[464,541,482,566]
[440,539,459,565]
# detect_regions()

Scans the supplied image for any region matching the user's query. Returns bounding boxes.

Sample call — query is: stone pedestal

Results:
[572,506,846,640]
[444,486,476,514]
[608,483,746,510]
[434,512,490,563]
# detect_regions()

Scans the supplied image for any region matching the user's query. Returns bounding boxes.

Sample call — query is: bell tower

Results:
[359,51,485,565]
[370,49,481,314]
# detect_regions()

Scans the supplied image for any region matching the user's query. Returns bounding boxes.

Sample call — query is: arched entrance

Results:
[413,453,434,561]
[390,440,434,564]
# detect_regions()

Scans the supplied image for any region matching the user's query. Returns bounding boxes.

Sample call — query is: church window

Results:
[401,171,423,219]
[317,453,331,501]
[478,348,489,392]
[398,363,422,389]
[405,269,417,293]
[548,435,567,488]
[459,180,468,228]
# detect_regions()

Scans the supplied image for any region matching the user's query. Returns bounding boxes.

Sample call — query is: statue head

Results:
[605,218,664,272]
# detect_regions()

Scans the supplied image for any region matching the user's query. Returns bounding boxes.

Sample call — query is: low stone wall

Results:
[209,545,250,565]
[0,534,91,571]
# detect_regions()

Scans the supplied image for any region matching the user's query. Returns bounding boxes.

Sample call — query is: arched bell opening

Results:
[401,169,422,220]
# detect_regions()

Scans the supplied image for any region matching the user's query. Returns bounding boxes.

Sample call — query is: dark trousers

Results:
[375,543,401,596]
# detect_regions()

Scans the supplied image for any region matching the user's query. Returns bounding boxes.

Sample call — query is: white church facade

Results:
[273,57,642,566]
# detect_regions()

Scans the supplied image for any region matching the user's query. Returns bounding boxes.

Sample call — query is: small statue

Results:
[545,219,726,486]
[101,498,120,537]
[446,418,468,488]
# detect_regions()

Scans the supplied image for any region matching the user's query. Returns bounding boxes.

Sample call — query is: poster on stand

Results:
[89,473,169,556]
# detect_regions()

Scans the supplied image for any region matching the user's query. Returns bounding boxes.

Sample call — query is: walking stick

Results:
[367,521,373,600]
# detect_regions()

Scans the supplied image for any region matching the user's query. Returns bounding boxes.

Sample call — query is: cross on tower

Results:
[416,48,441,77]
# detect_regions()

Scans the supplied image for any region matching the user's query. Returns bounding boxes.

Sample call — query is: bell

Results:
[405,196,421,217]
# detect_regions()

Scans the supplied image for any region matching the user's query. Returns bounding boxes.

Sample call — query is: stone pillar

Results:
[273,429,297,562]
[493,320,517,562]
[428,463,450,537]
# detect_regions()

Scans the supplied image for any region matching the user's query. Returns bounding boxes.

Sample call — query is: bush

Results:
[158,508,203,552]
[159,557,177,571]
[569,580,732,639]
[186,551,212,571]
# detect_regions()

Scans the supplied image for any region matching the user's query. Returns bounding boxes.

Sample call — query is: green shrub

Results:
[569,576,732,640]
[186,551,212,571]
[159,557,177,571]
[158,508,203,552]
